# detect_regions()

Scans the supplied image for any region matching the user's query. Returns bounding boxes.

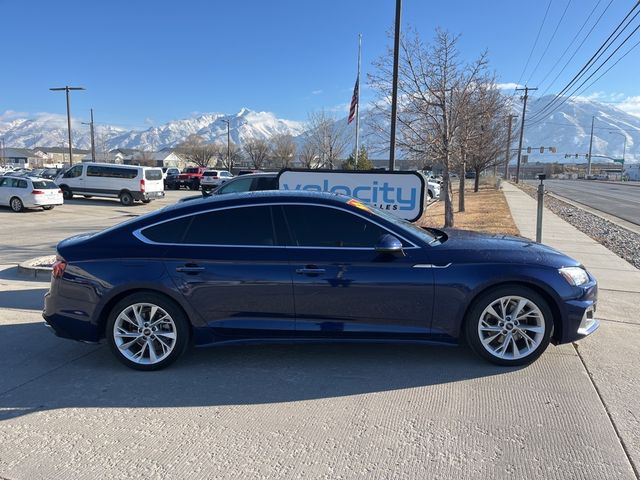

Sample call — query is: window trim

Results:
[133,202,420,250]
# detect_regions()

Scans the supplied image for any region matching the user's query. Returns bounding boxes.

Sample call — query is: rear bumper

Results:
[43,290,101,343]
[132,191,165,201]
[26,196,64,207]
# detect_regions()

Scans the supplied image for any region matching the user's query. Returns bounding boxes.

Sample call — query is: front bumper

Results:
[576,304,600,338]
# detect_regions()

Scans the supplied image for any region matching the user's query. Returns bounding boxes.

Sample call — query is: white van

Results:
[55,163,165,206]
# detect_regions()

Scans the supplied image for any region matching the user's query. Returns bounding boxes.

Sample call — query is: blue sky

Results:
[2,0,639,127]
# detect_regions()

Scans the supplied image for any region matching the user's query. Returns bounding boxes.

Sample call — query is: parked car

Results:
[41,168,63,179]
[200,170,233,191]
[55,162,165,206]
[237,169,263,176]
[44,190,599,370]
[179,172,278,203]
[0,176,63,212]
[465,171,476,179]
[163,167,180,188]
[166,166,207,190]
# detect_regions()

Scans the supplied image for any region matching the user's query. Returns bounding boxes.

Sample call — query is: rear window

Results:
[145,169,163,181]
[202,171,218,177]
[32,180,59,189]
[185,168,199,174]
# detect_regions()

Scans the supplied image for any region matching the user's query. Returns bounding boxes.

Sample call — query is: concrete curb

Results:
[546,191,640,236]
[17,255,55,280]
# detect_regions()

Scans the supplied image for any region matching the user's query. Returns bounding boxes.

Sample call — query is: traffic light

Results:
[550,147,557,153]
[540,147,544,154]
[527,146,532,154]
[575,154,579,158]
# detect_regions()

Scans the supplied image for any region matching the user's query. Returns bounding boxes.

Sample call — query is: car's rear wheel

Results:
[10,197,24,212]
[106,292,190,370]
[465,286,552,366]
[43,205,54,210]
[61,186,73,200]
[119,191,134,206]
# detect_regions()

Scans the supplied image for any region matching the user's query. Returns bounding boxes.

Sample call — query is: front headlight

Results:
[559,266,590,286]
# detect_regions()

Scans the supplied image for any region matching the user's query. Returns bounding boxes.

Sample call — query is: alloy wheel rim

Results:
[11,198,21,211]
[113,302,177,365]
[477,295,545,360]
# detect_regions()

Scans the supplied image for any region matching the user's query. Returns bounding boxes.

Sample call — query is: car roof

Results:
[232,172,277,178]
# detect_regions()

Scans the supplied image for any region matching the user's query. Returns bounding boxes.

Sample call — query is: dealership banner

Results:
[277,169,426,222]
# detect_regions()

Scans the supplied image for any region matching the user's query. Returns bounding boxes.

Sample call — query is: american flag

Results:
[348,76,359,124]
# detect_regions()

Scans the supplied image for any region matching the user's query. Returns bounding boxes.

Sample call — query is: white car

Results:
[0,176,63,212]
[56,162,165,206]
[200,170,234,191]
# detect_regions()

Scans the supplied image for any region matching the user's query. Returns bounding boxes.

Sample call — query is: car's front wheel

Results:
[465,286,552,366]
[106,292,190,370]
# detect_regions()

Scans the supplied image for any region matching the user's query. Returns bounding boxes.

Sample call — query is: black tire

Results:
[9,197,24,212]
[142,199,151,204]
[189,181,199,191]
[83,195,93,199]
[464,285,553,366]
[106,292,190,371]
[119,191,134,206]
[42,205,54,211]
[61,186,73,200]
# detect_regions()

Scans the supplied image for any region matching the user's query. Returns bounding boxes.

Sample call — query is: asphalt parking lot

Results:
[0,189,638,479]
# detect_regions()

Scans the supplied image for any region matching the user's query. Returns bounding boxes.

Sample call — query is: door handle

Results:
[296,266,326,275]
[176,264,205,273]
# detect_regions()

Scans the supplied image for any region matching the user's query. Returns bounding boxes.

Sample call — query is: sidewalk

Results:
[502,182,640,476]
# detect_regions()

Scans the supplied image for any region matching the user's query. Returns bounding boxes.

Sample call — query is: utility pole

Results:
[222,119,231,170]
[81,108,97,162]
[587,115,595,177]
[388,0,402,171]
[50,86,85,165]
[504,114,517,180]
[514,86,537,183]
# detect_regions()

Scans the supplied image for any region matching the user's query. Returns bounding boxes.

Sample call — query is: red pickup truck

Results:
[166,166,207,190]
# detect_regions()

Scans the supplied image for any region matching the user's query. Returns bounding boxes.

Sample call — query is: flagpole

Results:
[355,33,362,169]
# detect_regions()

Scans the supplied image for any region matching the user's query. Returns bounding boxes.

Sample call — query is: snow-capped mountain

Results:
[513,95,639,162]
[0,109,305,151]
[1,98,638,162]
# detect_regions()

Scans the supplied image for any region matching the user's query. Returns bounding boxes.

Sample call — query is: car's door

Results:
[0,177,14,205]
[280,204,435,340]
[59,164,84,190]
[152,204,296,340]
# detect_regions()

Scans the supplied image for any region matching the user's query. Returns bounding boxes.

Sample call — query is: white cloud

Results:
[615,96,640,118]
[311,89,323,95]
[496,82,522,90]
[327,102,350,113]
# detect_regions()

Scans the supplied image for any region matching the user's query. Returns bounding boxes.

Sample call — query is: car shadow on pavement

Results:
[0,288,48,310]
[0,321,523,421]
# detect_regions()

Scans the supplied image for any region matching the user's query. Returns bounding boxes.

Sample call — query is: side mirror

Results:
[375,234,405,257]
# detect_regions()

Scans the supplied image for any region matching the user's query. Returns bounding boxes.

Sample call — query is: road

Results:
[526,180,640,226]
[0,189,637,479]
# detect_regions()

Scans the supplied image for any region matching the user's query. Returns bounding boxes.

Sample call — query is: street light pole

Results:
[608,130,627,180]
[50,86,85,165]
[388,0,402,171]
[81,108,96,162]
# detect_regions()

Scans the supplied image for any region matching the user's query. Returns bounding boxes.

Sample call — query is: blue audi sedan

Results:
[43,191,599,370]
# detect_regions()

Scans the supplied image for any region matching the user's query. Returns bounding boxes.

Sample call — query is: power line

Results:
[528,20,640,126]
[528,1,640,122]
[527,0,573,85]
[515,0,553,88]
[536,0,605,91]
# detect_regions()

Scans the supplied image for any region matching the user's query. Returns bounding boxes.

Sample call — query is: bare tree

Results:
[298,137,319,168]
[368,28,490,227]
[135,150,156,167]
[243,138,270,169]
[306,110,352,169]
[270,133,296,169]
[176,134,217,167]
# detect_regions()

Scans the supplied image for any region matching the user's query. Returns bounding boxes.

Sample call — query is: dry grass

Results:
[417,183,520,236]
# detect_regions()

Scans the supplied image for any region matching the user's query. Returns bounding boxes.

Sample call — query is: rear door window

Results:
[140,216,192,243]
[183,206,277,246]
[252,176,278,191]
[145,169,163,181]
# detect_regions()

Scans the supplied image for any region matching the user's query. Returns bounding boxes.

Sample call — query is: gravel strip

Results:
[516,183,640,270]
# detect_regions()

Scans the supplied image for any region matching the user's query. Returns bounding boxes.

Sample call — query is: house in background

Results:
[0,148,41,168]
[624,163,640,181]
[34,146,89,165]
[130,148,184,168]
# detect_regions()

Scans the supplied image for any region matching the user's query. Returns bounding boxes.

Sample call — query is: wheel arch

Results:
[97,288,193,340]
[460,280,563,344]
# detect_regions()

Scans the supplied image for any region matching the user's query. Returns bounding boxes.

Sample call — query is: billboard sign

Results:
[277,169,425,221]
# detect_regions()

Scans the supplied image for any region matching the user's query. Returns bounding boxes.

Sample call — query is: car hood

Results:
[432,228,581,269]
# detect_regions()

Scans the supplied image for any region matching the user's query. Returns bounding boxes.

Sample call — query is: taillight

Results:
[32,190,45,195]
[140,179,146,192]
[212,176,219,179]
[52,259,67,279]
